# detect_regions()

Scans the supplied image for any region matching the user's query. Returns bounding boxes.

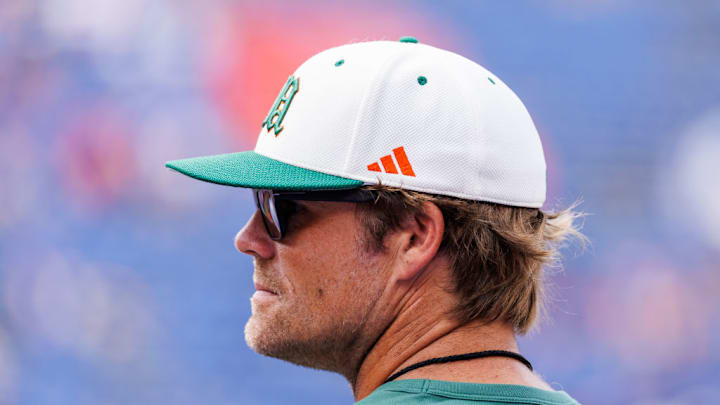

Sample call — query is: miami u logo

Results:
[262,75,299,136]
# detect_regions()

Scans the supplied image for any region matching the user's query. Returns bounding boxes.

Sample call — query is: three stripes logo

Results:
[367,146,416,177]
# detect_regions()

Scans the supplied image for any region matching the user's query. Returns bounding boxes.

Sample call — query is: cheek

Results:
[277,212,371,307]
[286,245,363,307]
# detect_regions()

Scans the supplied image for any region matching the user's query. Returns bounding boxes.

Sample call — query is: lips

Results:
[254,281,278,295]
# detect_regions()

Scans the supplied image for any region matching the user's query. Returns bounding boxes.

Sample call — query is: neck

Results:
[350,269,548,401]
[353,317,523,398]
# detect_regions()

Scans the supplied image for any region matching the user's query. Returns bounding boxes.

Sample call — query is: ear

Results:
[391,201,445,282]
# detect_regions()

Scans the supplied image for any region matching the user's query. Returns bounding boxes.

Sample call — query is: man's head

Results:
[165,37,582,379]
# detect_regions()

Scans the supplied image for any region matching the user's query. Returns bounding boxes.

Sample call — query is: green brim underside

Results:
[165,151,363,191]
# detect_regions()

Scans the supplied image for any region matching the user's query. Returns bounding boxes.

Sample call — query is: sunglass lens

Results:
[255,190,282,240]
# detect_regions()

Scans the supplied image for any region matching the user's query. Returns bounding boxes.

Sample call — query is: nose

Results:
[234,210,276,259]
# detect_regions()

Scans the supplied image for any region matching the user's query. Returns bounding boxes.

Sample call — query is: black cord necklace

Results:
[384,350,533,384]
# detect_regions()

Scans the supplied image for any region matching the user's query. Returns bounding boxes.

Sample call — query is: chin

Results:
[243,314,348,373]
[244,314,270,353]
[243,313,292,357]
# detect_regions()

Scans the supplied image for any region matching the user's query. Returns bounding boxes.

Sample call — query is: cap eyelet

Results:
[417,76,427,86]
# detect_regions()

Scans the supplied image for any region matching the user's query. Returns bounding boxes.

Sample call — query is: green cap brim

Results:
[165,151,363,191]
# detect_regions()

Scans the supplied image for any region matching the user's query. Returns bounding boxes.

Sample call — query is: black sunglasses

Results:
[253,189,377,240]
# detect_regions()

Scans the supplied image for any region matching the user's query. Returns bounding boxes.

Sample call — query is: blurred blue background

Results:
[1,0,719,404]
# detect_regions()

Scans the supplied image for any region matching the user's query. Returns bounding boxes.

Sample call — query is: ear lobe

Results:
[393,201,445,281]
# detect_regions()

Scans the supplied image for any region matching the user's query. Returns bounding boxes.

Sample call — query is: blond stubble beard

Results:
[244,254,388,382]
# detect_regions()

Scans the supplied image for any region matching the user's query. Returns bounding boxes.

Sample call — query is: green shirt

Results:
[355,379,580,405]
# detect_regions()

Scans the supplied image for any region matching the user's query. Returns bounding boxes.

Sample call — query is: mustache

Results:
[253,260,283,294]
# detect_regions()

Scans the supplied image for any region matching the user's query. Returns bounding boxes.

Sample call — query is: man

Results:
[167,36,583,404]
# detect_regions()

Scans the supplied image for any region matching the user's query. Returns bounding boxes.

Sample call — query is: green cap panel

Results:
[165,151,363,191]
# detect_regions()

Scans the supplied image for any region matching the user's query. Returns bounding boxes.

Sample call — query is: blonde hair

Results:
[356,185,585,335]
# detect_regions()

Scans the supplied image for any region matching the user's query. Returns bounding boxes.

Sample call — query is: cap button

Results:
[398,36,418,44]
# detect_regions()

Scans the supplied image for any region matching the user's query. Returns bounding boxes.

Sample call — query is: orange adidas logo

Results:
[367,146,416,177]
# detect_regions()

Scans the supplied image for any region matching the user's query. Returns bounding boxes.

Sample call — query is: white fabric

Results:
[253,40,546,208]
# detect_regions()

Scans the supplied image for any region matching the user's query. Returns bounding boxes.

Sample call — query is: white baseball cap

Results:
[166,36,546,208]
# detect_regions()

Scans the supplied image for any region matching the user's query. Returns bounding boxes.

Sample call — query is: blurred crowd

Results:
[0,1,718,404]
